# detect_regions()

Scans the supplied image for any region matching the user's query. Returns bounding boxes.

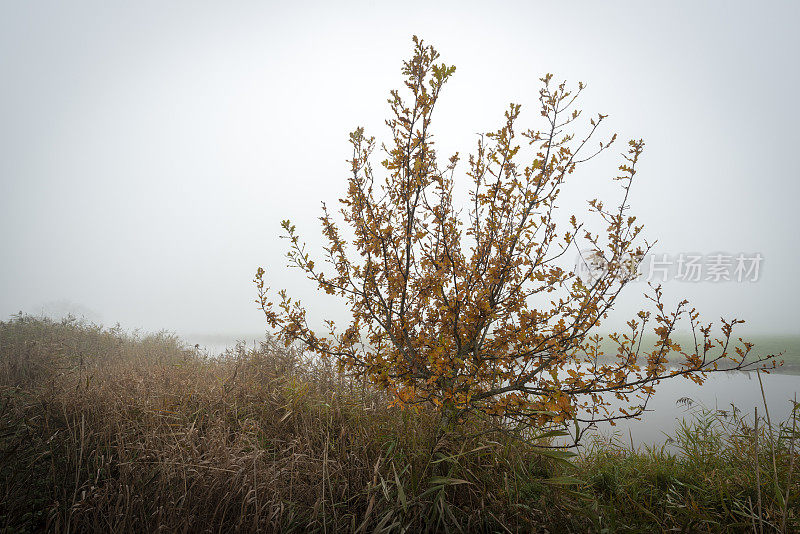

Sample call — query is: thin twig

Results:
[757,370,781,511]
[780,393,797,533]
[756,406,763,534]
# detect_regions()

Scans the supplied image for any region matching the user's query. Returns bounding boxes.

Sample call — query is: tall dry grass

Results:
[2,314,798,532]
[0,315,564,533]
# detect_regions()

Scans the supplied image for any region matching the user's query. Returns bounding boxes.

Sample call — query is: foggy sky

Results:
[1,1,798,340]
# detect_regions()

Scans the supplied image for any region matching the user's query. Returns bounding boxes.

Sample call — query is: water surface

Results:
[582,370,800,448]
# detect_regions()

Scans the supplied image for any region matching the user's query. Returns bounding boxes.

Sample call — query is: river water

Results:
[579,370,800,448]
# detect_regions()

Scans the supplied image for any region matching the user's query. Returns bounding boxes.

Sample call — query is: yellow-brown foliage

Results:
[256,37,777,441]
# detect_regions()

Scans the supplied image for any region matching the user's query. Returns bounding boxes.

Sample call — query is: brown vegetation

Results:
[1,315,797,532]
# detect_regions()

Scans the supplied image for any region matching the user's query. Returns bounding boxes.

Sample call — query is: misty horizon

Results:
[2,1,799,340]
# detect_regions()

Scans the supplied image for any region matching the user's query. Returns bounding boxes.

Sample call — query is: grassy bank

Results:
[1,315,797,532]
[589,332,800,374]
